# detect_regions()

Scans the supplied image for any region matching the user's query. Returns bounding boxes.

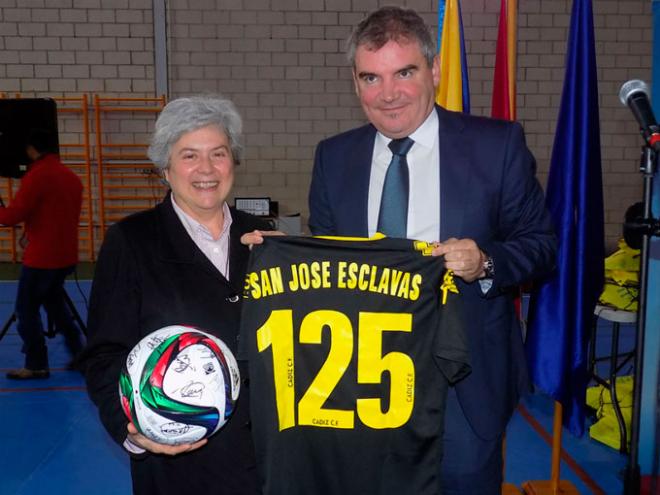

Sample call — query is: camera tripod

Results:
[0,288,86,343]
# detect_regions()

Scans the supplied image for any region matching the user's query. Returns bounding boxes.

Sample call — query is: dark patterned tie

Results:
[377,137,414,238]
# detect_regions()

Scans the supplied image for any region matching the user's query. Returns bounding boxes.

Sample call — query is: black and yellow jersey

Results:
[239,235,470,495]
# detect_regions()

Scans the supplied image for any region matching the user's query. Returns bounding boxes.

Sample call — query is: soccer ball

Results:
[118,325,241,445]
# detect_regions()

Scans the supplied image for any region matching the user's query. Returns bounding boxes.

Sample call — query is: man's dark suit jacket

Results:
[83,194,268,495]
[309,105,556,441]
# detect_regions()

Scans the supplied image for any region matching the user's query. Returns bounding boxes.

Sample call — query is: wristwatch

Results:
[482,254,495,279]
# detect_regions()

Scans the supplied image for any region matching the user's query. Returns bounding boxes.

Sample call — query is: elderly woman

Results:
[82,96,269,495]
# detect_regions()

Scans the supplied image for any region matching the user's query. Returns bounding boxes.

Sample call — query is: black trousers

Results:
[15,264,83,369]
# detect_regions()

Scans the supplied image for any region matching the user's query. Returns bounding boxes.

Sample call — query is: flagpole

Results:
[489,6,523,491]
[521,402,580,495]
[550,403,562,493]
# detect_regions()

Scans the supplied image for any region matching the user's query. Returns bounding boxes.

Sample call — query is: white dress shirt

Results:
[171,195,233,280]
[367,109,440,243]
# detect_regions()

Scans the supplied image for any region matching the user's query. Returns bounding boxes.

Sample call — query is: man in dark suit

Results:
[308,6,556,494]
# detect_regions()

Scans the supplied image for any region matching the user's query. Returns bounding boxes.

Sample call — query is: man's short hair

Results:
[346,6,436,68]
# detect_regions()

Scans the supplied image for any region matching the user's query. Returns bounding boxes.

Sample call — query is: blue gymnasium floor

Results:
[0,280,632,494]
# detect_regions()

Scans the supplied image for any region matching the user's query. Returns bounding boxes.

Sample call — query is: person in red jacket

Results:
[1,128,84,379]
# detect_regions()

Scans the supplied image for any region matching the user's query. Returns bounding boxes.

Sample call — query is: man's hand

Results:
[127,422,207,456]
[432,237,486,283]
[240,229,286,249]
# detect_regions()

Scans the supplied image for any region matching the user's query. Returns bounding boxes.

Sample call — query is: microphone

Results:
[619,79,660,149]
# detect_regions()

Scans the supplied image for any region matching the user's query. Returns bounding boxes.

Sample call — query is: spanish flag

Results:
[491,0,517,120]
[435,0,470,113]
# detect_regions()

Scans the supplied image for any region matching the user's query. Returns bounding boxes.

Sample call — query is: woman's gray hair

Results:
[148,95,243,171]
[346,6,436,68]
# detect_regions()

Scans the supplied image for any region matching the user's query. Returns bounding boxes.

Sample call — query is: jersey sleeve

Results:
[432,286,471,384]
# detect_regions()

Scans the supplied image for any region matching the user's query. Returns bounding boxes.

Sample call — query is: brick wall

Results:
[0,0,652,250]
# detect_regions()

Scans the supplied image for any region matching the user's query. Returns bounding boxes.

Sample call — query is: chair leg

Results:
[608,322,628,453]
[588,313,599,377]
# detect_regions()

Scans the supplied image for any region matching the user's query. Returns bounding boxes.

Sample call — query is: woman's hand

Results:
[240,229,286,248]
[127,422,207,456]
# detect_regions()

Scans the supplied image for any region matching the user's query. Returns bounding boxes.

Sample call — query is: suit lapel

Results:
[348,127,376,236]
[228,218,250,291]
[437,106,471,240]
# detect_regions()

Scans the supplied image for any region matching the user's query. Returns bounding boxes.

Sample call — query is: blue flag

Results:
[526,0,604,437]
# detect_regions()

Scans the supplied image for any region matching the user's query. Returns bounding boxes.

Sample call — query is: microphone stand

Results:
[623,144,660,495]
